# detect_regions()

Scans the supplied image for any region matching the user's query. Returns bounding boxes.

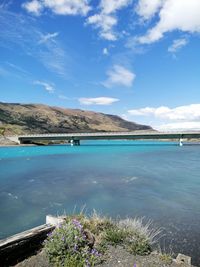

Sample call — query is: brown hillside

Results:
[0,102,152,135]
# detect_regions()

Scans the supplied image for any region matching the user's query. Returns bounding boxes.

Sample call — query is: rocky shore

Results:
[0,136,18,146]
[15,247,194,267]
[11,214,196,267]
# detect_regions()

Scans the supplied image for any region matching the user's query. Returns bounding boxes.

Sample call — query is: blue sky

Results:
[0,0,200,131]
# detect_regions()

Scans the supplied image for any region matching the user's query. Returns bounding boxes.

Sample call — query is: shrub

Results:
[117,217,161,255]
[103,227,129,246]
[44,213,160,265]
[126,236,151,255]
[118,217,161,245]
[159,253,173,264]
[44,219,101,267]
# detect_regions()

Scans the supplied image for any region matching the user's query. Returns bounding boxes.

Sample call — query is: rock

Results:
[175,253,191,266]
[0,136,18,146]
[151,250,159,255]
[46,215,65,227]
[84,229,95,248]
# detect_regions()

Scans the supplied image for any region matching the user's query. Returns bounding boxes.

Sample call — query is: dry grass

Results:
[118,217,162,245]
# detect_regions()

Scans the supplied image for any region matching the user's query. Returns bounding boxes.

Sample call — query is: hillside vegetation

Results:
[0,102,152,135]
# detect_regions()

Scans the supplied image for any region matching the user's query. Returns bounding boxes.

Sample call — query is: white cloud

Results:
[87,13,117,41]
[156,122,200,131]
[22,0,43,16]
[136,0,164,20]
[128,104,200,131]
[100,0,132,14]
[103,65,135,88]
[87,0,132,41]
[34,80,55,93]
[23,0,91,16]
[128,104,200,121]
[103,47,109,55]
[137,0,200,44]
[79,97,119,105]
[38,32,59,44]
[168,38,188,53]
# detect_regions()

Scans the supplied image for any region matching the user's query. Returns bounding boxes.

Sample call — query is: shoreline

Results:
[1,140,200,148]
[0,215,195,267]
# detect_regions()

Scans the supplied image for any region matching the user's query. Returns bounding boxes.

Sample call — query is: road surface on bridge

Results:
[15,131,200,145]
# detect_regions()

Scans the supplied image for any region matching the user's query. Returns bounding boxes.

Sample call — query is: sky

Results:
[0,0,200,131]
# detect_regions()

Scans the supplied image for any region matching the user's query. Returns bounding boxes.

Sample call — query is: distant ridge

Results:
[0,102,152,135]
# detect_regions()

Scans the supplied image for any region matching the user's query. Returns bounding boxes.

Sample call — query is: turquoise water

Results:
[0,141,200,264]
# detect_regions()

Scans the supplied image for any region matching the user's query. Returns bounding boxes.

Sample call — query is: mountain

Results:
[0,102,152,136]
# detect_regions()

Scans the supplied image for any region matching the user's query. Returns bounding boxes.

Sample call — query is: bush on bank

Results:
[44,212,161,267]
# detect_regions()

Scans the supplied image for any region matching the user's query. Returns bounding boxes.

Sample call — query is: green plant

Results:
[63,255,85,267]
[117,217,161,255]
[44,219,101,267]
[0,127,5,136]
[126,236,151,255]
[159,253,173,264]
[44,213,160,265]
[118,218,161,246]
[104,227,129,246]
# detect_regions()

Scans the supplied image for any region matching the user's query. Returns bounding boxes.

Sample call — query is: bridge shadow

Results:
[52,143,178,147]
[81,143,178,147]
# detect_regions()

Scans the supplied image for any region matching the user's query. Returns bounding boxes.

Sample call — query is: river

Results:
[0,141,200,265]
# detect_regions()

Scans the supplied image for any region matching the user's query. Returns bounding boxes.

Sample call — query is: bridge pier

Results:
[179,138,183,147]
[70,139,80,146]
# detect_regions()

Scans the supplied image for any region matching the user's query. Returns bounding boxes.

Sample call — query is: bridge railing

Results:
[17,131,164,138]
[8,131,200,139]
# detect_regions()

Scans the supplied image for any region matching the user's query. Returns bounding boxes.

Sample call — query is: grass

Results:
[159,253,173,264]
[0,127,5,136]
[44,211,161,267]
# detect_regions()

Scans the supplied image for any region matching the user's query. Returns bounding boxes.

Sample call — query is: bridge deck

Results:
[17,131,200,143]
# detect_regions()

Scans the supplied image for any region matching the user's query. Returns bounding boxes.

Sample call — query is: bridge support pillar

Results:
[70,139,80,146]
[179,138,183,147]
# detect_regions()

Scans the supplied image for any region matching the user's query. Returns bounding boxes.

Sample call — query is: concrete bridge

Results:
[9,131,200,146]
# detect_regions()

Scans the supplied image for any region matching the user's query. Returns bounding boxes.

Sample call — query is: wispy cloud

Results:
[34,80,55,93]
[23,0,91,16]
[58,94,69,100]
[0,66,10,76]
[38,32,59,44]
[0,62,32,80]
[79,97,119,105]
[103,65,135,88]
[6,62,31,76]
[168,38,188,53]
[0,0,13,9]
[0,8,67,76]
[87,0,132,41]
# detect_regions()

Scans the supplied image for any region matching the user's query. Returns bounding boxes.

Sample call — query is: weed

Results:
[159,253,173,264]
[103,227,129,246]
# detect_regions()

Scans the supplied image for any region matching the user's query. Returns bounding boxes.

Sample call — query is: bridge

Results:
[9,131,200,146]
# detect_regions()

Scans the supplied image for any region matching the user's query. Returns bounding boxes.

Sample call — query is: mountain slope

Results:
[0,102,152,135]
